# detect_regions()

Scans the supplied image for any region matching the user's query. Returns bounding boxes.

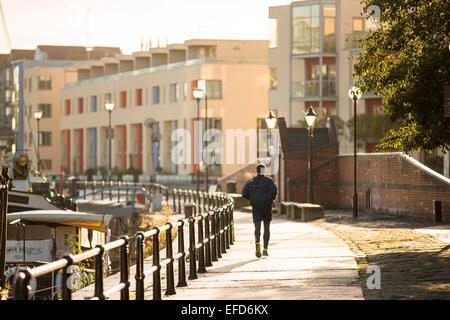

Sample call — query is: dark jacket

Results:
[242,175,277,207]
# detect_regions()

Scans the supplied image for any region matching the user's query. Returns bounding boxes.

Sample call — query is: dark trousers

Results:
[252,205,272,249]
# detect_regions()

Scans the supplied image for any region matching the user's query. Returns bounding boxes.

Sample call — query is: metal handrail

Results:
[13,184,234,300]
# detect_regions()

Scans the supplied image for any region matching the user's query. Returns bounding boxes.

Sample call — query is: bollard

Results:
[101,181,104,200]
[220,208,227,254]
[119,236,130,300]
[188,217,198,280]
[173,189,177,213]
[224,206,230,250]
[177,190,181,214]
[164,223,176,296]
[177,220,187,287]
[13,269,32,300]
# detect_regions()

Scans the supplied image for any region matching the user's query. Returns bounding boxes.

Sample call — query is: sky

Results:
[0,0,291,54]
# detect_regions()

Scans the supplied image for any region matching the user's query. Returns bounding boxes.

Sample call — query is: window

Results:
[269,19,278,48]
[183,82,188,101]
[193,80,222,99]
[38,75,52,90]
[270,69,278,89]
[292,4,320,54]
[170,83,180,103]
[41,159,52,170]
[136,89,143,106]
[91,95,97,112]
[38,104,52,118]
[153,86,160,104]
[352,17,364,32]
[40,132,52,146]
[120,91,127,108]
[65,99,71,115]
[323,4,336,53]
[78,97,83,114]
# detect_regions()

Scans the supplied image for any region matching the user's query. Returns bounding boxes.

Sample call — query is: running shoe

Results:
[255,242,262,258]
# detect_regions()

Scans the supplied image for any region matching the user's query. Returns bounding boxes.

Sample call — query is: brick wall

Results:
[290,153,450,223]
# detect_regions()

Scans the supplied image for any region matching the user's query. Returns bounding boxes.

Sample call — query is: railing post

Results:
[220,208,227,254]
[173,189,177,213]
[125,182,129,201]
[109,181,112,201]
[164,223,176,296]
[83,180,87,199]
[197,216,206,273]
[101,181,104,200]
[13,269,32,300]
[188,217,198,280]
[165,188,169,204]
[117,181,121,203]
[120,236,130,300]
[152,227,161,300]
[224,206,230,250]
[61,255,73,300]
[177,190,181,214]
[210,210,218,262]
[94,245,105,300]
[204,213,212,267]
[92,181,96,200]
[135,232,145,300]
[177,219,187,287]
[215,209,222,259]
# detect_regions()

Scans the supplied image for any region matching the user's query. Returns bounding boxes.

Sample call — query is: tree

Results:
[347,113,400,149]
[353,0,450,152]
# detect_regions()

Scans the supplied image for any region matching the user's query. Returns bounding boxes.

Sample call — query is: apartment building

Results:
[60,39,270,178]
[268,0,382,154]
[4,46,121,174]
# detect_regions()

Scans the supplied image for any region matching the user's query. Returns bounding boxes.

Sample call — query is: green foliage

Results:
[347,113,400,148]
[353,0,450,152]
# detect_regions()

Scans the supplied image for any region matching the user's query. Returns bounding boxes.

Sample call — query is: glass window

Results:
[38,104,52,118]
[353,17,364,32]
[91,95,97,112]
[78,97,83,114]
[136,89,143,106]
[120,91,127,108]
[197,80,222,99]
[38,75,52,90]
[270,68,277,89]
[269,19,278,48]
[292,4,320,54]
[323,4,336,53]
[40,132,52,146]
[170,83,180,103]
[65,99,71,115]
[153,86,160,104]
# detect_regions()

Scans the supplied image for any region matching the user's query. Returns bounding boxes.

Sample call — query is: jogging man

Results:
[242,163,277,258]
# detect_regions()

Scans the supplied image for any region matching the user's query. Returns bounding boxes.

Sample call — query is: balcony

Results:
[292,80,336,98]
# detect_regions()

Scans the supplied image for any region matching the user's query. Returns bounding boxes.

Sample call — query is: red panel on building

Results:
[120,91,127,108]
[137,123,142,170]
[136,89,142,106]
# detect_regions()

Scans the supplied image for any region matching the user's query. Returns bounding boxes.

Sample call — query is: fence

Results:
[12,187,234,300]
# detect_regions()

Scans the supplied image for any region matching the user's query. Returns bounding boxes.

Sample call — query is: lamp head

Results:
[193,88,204,100]
[33,110,43,120]
[265,110,277,129]
[348,86,362,100]
[104,101,115,112]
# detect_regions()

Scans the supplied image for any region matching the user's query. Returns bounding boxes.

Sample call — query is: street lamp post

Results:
[33,110,43,172]
[204,93,208,192]
[193,88,205,192]
[265,111,279,201]
[348,86,362,218]
[305,106,317,204]
[104,100,115,181]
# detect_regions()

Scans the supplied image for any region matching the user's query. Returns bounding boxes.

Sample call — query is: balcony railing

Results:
[292,80,336,98]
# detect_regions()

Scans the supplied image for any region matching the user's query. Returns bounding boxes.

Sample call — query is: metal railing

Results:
[13,188,234,300]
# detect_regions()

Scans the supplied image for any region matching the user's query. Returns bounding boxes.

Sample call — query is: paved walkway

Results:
[72,210,363,300]
[164,211,363,300]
